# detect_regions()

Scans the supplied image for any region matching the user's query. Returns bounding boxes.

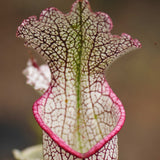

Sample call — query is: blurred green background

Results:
[0,0,160,159]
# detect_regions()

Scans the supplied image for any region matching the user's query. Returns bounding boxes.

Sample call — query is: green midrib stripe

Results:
[76,1,83,152]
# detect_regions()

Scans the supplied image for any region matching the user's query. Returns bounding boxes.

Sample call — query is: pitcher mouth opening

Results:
[33,85,125,158]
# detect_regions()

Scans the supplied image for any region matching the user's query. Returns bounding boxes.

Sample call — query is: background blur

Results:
[0,0,160,159]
